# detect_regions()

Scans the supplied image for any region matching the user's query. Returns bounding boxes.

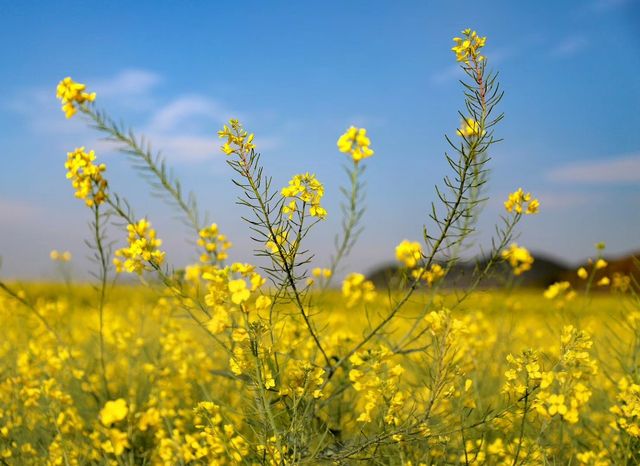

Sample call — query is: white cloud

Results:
[147,95,233,133]
[535,191,591,210]
[93,69,161,98]
[548,153,640,184]
[550,35,588,58]
[8,69,281,164]
[145,133,218,162]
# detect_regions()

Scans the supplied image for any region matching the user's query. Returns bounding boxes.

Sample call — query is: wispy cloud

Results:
[549,35,588,58]
[9,69,281,164]
[146,95,233,133]
[93,69,161,98]
[548,153,640,184]
[535,191,592,210]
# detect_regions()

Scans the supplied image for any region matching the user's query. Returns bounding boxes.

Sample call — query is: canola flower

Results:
[312,267,331,279]
[197,223,232,264]
[56,77,96,118]
[99,399,128,426]
[217,119,255,157]
[501,243,534,276]
[113,219,165,274]
[342,272,376,308]
[281,172,327,220]
[337,126,374,162]
[457,117,484,138]
[3,27,638,465]
[411,263,445,286]
[544,281,576,301]
[452,28,487,65]
[65,147,108,207]
[504,188,540,215]
[50,250,72,262]
[395,240,423,269]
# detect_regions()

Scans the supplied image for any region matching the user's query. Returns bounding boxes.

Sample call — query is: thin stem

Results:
[323,160,362,289]
[92,204,112,399]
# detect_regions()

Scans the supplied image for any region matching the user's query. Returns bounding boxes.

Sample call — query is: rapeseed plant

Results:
[0,28,637,466]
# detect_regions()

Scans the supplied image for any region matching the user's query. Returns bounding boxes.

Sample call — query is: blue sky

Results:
[1,0,639,278]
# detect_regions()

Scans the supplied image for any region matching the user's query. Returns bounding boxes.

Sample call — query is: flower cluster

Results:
[217,119,255,156]
[64,147,108,207]
[610,376,640,438]
[543,281,576,302]
[307,267,332,286]
[349,347,405,425]
[265,228,296,262]
[113,219,165,274]
[451,29,487,65]
[50,250,72,262]
[504,188,540,215]
[342,273,376,308]
[56,77,96,118]
[281,172,327,219]
[534,326,597,424]
[502,349,545,398]
[395,240,423,268]
[337,126,374,162]
[501,243,534,276]
[197,223,232,264]
[412,264,445,286]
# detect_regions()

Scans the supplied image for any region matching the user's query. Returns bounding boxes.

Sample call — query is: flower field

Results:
[1,28,639,465]
[0,285,639,464]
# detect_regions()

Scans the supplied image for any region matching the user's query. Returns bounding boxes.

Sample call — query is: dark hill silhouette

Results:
[559,251,640,290]
[367,251,639,290]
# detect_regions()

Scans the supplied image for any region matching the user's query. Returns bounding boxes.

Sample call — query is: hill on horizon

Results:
[366,250,640,290]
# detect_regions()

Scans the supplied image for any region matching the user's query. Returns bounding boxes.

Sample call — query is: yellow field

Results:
[0,284,638,464]
[2,28,638,465]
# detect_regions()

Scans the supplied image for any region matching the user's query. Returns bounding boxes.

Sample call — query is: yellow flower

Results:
[266,228,294,258]
[547,393,568,416]
[395,240,423,268]
[457,118,484,138]
[56,77,96,118]
[101,428,129,456]
[577,267,588,279]
[544,281,572,300]
[99,399,128,426]
[501,243,534,276]
[411,264,445,286]
[50,250,72,262]
[337,126,374,162]
[597,276,610,287]
[113,219,165,274]
[217,119,255,156]
[451,29,487,65]
[197,223,232,264]
[281,172,327,219]
[504,188,540,215]
[228,279,251,305]
[312,267,332,279]
[65,147,108,207]
[255,295,272,312]
[595,259,608,270]
[342,273,376,308]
